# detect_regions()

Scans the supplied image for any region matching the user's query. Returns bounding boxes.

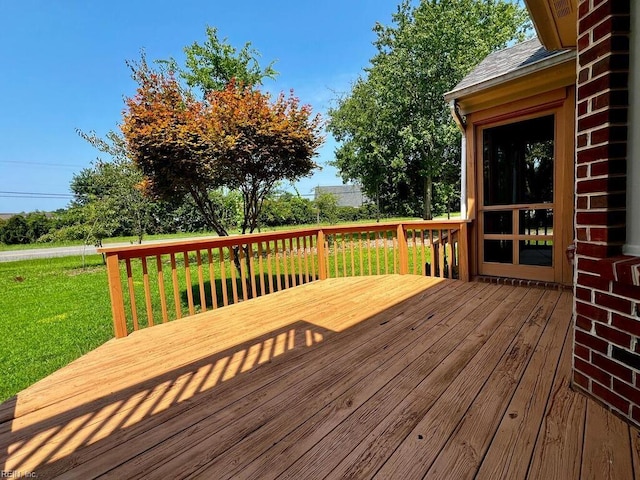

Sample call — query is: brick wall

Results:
[573,0,640,426]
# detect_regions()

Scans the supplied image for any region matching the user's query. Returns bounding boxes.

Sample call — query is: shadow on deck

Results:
[1,276,639,479]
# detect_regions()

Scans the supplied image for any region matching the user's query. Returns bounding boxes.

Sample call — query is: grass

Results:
[0,255,113,402]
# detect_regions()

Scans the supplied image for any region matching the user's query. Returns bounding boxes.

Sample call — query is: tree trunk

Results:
[423,175,433,220]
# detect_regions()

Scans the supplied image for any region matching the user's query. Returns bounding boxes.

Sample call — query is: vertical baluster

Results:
[429,231,436,277]
[416,229,418,275]
[303,236,310,283]
[447,229,454,279]
[156,255,169,323]
[248,243,257,298]
[349,233,356,276]
[376,231,381,275]
[219,247,229,306]
[358,232,364,276]
[438,230,445,278]
[125,258,139,330]
[421,230,427,275]
[230,247,239,303]
[281,239,290,289]
[170,253,182,318]
[239,245,248,301]
[296,237,304,285]
[393,231,398,274]
[183,252,195,315]
[266,241,275,293]
[257,242,266,296]
[207,248,218,309]
[333,234,339,278]
[289,238,298,287]
[341,234,347,277]
[309,236,316,281]
[383,231,390,274]
[141,257,154,326]
[196,250,207,312]
[367,231,372,275]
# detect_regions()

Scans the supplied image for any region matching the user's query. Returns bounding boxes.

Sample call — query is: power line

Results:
[0,191,73,199]
[0,160,86,169]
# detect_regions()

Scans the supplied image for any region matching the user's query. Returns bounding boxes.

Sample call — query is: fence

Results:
[99,220,469,338]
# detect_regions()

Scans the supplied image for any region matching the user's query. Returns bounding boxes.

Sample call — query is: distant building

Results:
[314,185,369,208]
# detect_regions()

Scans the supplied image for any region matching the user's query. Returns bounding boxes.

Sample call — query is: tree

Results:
[122,68,323,236]
[160,25,278,96]
[328,0,529,219]
[71,130,154,245]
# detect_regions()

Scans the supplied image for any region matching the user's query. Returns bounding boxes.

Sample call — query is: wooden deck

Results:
[2,276,639,479]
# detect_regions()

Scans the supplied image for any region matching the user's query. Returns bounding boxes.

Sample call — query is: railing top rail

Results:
[97,219,471,259]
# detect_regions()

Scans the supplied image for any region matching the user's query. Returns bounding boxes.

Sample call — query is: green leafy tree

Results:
[160,25,278,96]
[71,130,154,245]
[328,0,529,219]
[315,192,339,224]
[0,215,29,245]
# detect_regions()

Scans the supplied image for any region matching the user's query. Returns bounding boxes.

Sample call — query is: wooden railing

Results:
[99,220,469,338]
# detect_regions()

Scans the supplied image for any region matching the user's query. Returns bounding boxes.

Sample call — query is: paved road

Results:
[0,236,222,262]
[0,244,118,262]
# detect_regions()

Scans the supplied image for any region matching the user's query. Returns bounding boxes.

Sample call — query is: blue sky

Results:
[0,0,408,213]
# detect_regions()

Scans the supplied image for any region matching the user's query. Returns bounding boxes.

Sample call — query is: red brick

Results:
[577,227,588,241]
[579,36,630,67]
[577,196,589,210]
[575,357,612,386]
[575,343,591,361]
[595,291,634,314]
[576,286,593,302]
[577,143,626,164]
[579,1,615,32]
[578,99,589,116]
[593,352,634,381]
[612,282,640,301]
[573,369,590,389]
[594,323,632,348]
[612,378,640,404]
[632,406,640,424]
[611,313,640,336]
[577,272,611,291]
[578,32,591,52]
[578,0,590,18]
[593,14,632,41]
[576,242,622,258]
[577,300,610,322]
[576,211,626,227]
[577,257,601,274]
[578,110,610,131]
[575,329,609,353]
[591,126,628,145]
[576,315,593,332]
[578,72,629,100]
[589,192,627,208]
[590,160,627,176]
[592,90,629,110]
[590,227,626,243]
[592,381,631,413]
[613,257,640,284]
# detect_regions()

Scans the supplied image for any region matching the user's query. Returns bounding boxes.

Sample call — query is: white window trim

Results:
[624,1,640,256]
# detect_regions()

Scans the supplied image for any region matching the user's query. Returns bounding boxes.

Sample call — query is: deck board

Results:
[1,275,638,479]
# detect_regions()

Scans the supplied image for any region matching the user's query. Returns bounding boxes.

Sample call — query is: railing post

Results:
[105,252,128,338]
[317,230,327,280]
[458,222,470,282]
[397,224,408,275]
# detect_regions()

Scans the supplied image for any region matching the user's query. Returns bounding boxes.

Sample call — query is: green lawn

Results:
[0,256,113,402]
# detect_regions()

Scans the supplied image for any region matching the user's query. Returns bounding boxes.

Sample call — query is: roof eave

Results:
[444,49,575,103]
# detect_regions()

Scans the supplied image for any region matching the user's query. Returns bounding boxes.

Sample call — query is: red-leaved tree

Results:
[121,62,323,236]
